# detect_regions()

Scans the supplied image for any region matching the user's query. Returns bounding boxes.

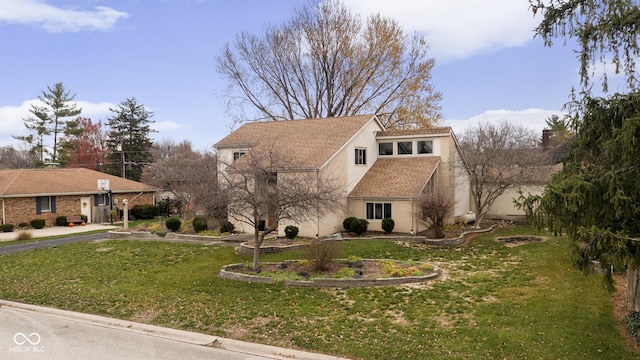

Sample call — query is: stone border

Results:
[219,260,440,288]
[107,230,240,244]
[235,225,498,254]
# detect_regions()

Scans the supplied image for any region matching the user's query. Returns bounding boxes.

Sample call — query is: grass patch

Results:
[0,227,636,359]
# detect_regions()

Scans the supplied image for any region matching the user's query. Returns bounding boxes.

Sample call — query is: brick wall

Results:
[2,192,155,227]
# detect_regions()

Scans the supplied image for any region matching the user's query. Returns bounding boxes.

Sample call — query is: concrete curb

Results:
[0,299,351,360]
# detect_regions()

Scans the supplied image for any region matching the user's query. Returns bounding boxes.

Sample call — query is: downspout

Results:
[2,199,5,225]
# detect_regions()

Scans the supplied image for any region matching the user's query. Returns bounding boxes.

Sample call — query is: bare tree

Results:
[417,182,455,239]
[458,121,548,228]
[141,144,220,218]
[220,147,343,270]
[216,0,441,129]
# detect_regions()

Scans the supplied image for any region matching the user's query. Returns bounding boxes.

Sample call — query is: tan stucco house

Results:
[0,168,158,226]
[215,114,472,237]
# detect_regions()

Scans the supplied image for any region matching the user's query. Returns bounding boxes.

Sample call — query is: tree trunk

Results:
[627,258,640,312]
[252,228,262,271]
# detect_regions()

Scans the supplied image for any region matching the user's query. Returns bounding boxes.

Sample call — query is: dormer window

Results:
[378,142,393,156]
[418,140,433,154]
[398,141,412,155]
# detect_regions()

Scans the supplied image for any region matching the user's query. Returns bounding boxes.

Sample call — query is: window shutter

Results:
[51,197,57,213]
[36,197,41,214]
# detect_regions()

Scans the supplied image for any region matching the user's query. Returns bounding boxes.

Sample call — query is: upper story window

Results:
[418,140,433,154]
[233,151,245,161]
[355,148,367,165]
[398,141,412,155]
[378,142,393,156]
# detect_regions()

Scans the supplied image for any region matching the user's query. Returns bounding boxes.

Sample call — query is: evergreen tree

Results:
[106,98,155,181]
[530,0,640,312]
[13,82,82,164]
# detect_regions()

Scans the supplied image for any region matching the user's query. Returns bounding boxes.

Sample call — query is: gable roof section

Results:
[376,127,452,138]
[0,168,157,197]
[348,157,440,198]
[215,114,379,169]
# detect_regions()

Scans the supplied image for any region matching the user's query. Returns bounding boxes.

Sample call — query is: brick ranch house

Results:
[0,168,157,227]
[215,114,473,238]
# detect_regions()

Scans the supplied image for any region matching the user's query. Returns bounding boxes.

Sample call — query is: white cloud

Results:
[342,0,539,62]
[153,121,185,132]
[444,108,566,137]
[0,100,114,147]
[0,0,129,32]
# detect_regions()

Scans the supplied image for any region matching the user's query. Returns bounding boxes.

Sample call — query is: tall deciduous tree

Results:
[66,117,110,171]
[216,0,441,129]
[458,121,548,228]
[106,98,155,181]
[14,82,82,164]
[530,0,640,312]
[141,142,221,218]
[220,147,343,270]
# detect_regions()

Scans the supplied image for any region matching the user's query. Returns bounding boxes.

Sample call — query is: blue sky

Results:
[0,0,591,152]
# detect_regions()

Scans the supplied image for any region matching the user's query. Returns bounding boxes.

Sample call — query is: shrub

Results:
[80,215,88,223]
[350,218,369,235]
[16,231,32,241]
[284,225,299,239]
[131,204,159,220]
[18,222,30,230]
[165,217,182,232]
[30,219,45,229]
[624,311,640,346]
[1,224,14,232]
[342,216,358,232]
[55,216,68,226]
[381,218,395,233]
[306,240,341,272]
[219,220,235,233]
[192,216,208,233]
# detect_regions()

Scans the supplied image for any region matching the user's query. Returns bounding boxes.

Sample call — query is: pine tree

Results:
[105,98,155,181]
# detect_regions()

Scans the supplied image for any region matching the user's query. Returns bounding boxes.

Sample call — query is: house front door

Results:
[80,197,91,223]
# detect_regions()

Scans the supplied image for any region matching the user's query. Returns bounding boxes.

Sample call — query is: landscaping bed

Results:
[220,259,440,287]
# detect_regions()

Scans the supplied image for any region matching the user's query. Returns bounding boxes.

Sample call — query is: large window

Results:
[378,142,393,156]
[366,202,392,220]
[418,140,433,154]
[95,193,109,206]
[398,141,412,155]
[36,196,56,214]
[355,148,366,165]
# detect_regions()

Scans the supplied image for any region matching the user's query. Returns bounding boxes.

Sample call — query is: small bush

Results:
[18,222,30,229]
[306,240,341,272]
[343,216,358,232]
[624,311,640,346]
[80,214,88,223]
[154,230,167,237]
[350,218,369,235]
[15,231,32,241]
[30,219,45,229]
[131,204,159,220]
[165,217,182,232]
[381,218,395,233]
[55,216,68,226]
[219,220,235,233]
[284,225,299,239]
[192,216,208,233]
[1,224,14,232]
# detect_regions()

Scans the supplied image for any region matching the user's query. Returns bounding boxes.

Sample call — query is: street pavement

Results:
[0,226,352,360]
[0,301,349,360]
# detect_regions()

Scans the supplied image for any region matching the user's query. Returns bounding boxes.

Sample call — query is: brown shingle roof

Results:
[215,114,378,169]
[349,157,440,198]
[376,127,452,138]
[0,168,157,197]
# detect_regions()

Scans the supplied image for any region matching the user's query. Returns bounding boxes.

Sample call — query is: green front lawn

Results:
[0,227,636,359]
